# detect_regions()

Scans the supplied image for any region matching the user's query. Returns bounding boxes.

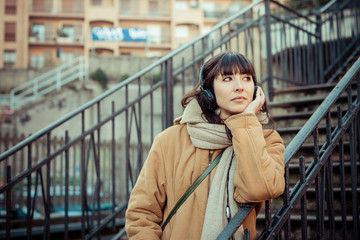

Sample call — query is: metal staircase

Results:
[8,56,89,113]
[0,0,359,239]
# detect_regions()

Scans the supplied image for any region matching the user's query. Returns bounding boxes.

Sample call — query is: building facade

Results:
[0,0,252,70]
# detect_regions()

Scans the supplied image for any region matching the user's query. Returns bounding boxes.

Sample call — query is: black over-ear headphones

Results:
[199,58,217,110]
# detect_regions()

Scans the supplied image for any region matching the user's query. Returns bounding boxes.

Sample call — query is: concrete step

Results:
[287,160,360,186]
[277,125,352,145]
[272,109,348,129]
[269,93,356,116]
[271,83,337,103]
[271,82,357,103]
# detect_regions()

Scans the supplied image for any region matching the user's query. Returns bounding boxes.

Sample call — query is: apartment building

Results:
[0,0,253,70]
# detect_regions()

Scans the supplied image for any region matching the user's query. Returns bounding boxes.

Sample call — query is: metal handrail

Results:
[284,57,360,165]
[9,56,88,112]
[258,56,360,240]
[0,0,263,161]
[1,0,359,239]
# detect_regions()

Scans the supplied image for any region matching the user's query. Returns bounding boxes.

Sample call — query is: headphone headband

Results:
[199,58,210,88]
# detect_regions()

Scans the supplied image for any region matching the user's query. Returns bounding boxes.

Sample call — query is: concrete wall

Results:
[88,55,159,81]
[0,55,159,94]
[0,68,52,93]
[0,79,193,147]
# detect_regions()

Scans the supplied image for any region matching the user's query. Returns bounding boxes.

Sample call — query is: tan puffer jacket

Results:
[125,113,285,240]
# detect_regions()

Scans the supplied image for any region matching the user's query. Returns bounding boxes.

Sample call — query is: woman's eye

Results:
[243,76,251,81]
[223,77,231,82]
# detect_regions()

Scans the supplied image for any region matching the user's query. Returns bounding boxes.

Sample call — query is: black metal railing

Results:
[0,0,359,239]
[218,55,360,240]
[262,54,360,240]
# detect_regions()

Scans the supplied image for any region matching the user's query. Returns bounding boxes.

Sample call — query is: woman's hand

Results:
[243,86,266,114]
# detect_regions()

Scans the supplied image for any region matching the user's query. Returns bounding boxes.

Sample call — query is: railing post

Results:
[10,89,15,113]
[164,58,174,128]
[265,0,274,101]
[34,79,39,100]
[6,165,11,240]
[315,0,325,84]
[57,66,61,91]
[78,57,83,81]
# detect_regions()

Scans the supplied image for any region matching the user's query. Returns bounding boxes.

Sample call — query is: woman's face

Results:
[213,72,255,120]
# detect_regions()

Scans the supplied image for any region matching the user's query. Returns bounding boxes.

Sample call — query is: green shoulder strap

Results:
[161,150,224,231]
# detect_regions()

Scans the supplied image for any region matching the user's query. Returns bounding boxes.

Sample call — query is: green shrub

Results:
[120,74,130,81]
[90,68,108,89]
[149,73,180,85]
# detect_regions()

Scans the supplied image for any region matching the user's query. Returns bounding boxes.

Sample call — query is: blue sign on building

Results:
[91,27,147,42]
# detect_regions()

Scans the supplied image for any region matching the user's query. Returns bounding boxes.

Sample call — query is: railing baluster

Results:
[244,19,248,56]
[349,110,359,240]
[192,44,196,86]
[299,155,307,240]
[161,63,165,130]
[295,27,300,84]
[26,144,32,240]
[265,200,272,232]
[314,127,324,239]
[6,165,11,240]
[96,102,101,240]
[65,131,69,240]
[227,22,232,50]
[138,77,143,169]
[265,0,273,100]
[236,26,240,53]
[150,74,154,143]
[325,112,335,240]
[337,105,347,240]
[45,132,51,240]
[257,11,263,82]
[111,101,116,232]
[347,85,353,112]
[81,110,86,238]
[356,79,360,240]
[283,164,290,239]
[347,79,359,239]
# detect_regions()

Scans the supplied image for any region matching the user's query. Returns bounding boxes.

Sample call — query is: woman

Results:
[125,52,285,239]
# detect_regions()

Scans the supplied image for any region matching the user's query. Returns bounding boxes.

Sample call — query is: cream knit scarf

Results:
[174,99,244,239]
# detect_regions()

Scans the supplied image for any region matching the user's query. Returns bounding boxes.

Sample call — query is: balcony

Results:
[29,0,84,18]
[29,26,84,47]
[119,0,170,20]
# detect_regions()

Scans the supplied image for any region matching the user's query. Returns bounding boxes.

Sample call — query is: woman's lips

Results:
[231,96,247,102]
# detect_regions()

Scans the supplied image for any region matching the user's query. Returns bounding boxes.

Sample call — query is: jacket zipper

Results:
[208,150,214,193]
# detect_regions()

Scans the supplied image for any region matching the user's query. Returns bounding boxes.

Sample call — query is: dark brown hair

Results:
[181,51,273,127]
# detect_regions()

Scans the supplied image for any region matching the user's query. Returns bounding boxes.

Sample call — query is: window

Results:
[149,0,159,16]
[3,50,16,69]
[32,0,46,12]
[32,24,45,41]
[59,52,74,63]
[5,22,16,42]
[30,54,45,69]
[5,0,16,14]
[120,0,131,12]
[175,26,189,38]
[147,25,161,43]
[62,25,75,40]
[189,0,198,9]
[62,0,74,13]
[203,2,216,18]
[92,0,102,5]
[175,1,187,10]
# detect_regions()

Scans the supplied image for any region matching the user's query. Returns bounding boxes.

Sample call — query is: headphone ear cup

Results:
[201,89,216,110]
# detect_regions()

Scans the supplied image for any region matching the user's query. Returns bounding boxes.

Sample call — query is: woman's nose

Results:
[234,77,243,91]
